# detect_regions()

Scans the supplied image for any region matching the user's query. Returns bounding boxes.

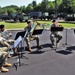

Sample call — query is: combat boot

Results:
[27,44,32,52]
[0,67,9,72]
[28,47,32,52]
[3,62,12,67]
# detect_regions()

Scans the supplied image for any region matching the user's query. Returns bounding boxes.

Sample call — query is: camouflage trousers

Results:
[0,47,8,68]
[50,32,63,45]
[25,35,39,48]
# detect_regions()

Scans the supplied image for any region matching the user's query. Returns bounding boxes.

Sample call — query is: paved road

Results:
[1,29,75,75]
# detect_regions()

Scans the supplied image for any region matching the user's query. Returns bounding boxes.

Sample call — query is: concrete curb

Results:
[6,27,75,31]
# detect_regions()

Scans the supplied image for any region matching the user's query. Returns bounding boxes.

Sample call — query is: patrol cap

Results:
[0,24,4,29]
[52,19,58,23]
[27,21,31,24]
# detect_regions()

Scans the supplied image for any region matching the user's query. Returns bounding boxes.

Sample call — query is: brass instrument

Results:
[30,20,42,33]
[30,23,37,33]
[59,24,62,27]
[29,20,51,35]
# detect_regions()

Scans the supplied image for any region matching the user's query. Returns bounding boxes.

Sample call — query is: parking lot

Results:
[1,29,75,75]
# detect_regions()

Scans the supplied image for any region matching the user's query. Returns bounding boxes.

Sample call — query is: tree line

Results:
[0,0,75,16]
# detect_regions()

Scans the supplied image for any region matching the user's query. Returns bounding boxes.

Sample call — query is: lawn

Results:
[0,20,75,29]
[0,21,27,29]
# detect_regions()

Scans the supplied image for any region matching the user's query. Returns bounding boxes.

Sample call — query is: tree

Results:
[32,1,37,8]
[41,0,49,12]
[59,0,75,13]
[0,8,4,15]
[25,4,33,14]
[69,0,75,13]
[7,8,17,15]
[47,1,55,14]
[33,3,40,11]
[20,6,26,13]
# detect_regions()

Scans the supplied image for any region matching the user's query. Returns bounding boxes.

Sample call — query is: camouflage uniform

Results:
[50,24,63,46]
[0,47,8,68]
[24,26,40,50]
[0,30,14,44]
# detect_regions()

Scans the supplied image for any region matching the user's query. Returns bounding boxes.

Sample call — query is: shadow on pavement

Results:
[29,51,45,54]
[66,46,75,51]
[56,50,73,55]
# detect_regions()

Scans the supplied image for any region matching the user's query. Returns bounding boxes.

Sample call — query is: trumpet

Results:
[59,24,62,27]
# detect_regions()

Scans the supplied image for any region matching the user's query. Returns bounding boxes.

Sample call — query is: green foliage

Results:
[32,1,37,8]
[59,0,75,13]
[20,6,26,13]
[25,4,33,14]
[0,0,75,15]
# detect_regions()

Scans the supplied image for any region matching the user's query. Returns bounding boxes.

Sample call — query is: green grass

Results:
[0,21,27,29]
[38,20,75,28]
[59,22,75,28]
[0,21,75,29]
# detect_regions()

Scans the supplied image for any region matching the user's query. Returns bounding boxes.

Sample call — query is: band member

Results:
[50,19,63,48]
[0,47,12,72]
[24,21,43,52]
[0,25,18,56]
[0,24,14,43]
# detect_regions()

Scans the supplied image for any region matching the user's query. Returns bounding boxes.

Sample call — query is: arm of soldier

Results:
[0,37,11,48]
[7,30,12,37]
[3,41,11,48]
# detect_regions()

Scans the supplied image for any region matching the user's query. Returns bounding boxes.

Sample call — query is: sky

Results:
[0,0,54,7]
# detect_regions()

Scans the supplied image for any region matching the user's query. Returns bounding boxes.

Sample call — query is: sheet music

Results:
[13,36,22,48]
[24,30,28,38]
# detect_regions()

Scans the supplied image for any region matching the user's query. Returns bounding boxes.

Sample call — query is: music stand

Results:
[15,31,26,40]
[13,36,24,70]
[32,29,43,51]
[63,28,72,47]
[13,36,28,70]
[32,29,43,35]
[51,27,64,32]
[51,27,64,51]
[15,31,28,59]
[74,29,75,33]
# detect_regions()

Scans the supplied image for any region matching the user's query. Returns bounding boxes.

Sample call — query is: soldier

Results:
[0,24,14,44]
[0,24,18,55]
[24,21,43,52]
[0,47,12,72]
[50,19,63,48]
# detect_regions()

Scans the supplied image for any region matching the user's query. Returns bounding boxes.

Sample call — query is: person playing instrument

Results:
[50,19,63,48]
[0,24,18,56]
[0,24,14,43]
[24,21,43,52]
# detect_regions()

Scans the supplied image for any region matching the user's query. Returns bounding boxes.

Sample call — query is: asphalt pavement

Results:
[1,28,75,75]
